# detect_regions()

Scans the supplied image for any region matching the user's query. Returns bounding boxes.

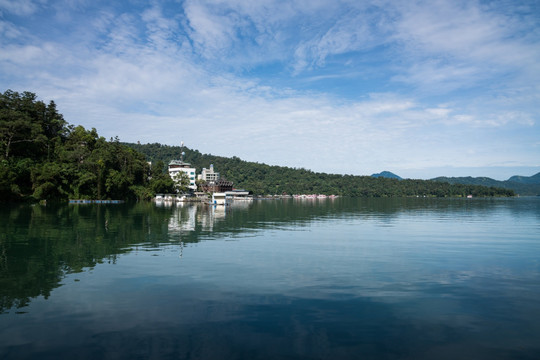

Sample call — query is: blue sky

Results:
[1,0,539,179]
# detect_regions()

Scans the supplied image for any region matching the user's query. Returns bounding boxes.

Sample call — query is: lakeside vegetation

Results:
[0,90,176,202]
[127,143,515,198]
[0,90,515,202]
[433,175,540,196]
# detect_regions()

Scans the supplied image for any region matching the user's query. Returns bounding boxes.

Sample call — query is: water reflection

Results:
[1,197,538,315]
[1,198,540,359]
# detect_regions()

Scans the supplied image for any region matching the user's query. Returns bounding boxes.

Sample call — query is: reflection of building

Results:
[212,205,226,221]
[228,199,252,209]
[161,203,228,233]
[168,203,197,232]
[198,206,215,231]
[199,205,227,231]
[168,160,196,191]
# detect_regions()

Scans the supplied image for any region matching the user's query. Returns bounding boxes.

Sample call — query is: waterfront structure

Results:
[69,199,124,204]
[168,160,197,191]
[198,164,234,193]
[167,141,197,192]
[211,192,230,205]
[196,163,233,193]
[225,190,253,201]
[200,178,234,193]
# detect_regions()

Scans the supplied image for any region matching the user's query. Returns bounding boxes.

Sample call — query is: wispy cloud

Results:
[0,0,41,16]
[292,9,381,72]
[391,0,540,90]
[0,0,539,178]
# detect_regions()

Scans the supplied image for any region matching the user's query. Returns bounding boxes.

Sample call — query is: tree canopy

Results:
[0,90,515,201]
[0,90,164,202]
[127,143,515,198]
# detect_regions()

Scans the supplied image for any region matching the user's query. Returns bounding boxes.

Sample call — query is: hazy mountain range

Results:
[372,171,540,196]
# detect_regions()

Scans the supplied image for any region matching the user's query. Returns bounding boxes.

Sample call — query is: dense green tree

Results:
[0,90,167,202]
[173,172,191,194]
[127,142,515,198]
[148,160,175,194]
[0,90,516,201]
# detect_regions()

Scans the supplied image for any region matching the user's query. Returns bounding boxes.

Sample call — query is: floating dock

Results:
[69,200,124,204]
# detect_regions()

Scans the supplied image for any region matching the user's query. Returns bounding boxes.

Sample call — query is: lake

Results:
[1,197,539,359]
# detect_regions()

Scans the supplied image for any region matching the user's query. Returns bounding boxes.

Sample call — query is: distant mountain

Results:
[432,172,540,196]
[507,172,540,185]
[371,171,402,180]
[431,176,501,187]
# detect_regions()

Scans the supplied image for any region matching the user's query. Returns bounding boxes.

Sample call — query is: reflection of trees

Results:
[1,198,534,313]
[0,202,234,312]
[0,203,174,313]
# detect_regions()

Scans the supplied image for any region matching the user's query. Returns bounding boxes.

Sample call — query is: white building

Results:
[198,164,220,183]
[168,160,197,191]
[211,192,230,205]
[225,190,252,201]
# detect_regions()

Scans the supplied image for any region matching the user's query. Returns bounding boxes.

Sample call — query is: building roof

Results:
[168,160,192,167]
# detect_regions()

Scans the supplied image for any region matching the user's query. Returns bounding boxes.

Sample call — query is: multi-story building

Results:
[197,164,233,193]
[168,160,197,191]
[203,179,233,193]
[198,164,220,183]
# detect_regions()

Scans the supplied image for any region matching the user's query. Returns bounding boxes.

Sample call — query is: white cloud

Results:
[0,19,21,39]
[0,0,41,16]
[447,111,534,128]
[183,1,242,59]
[0,42,63,70]
[293,9,380,72]
[1,0,539,178]
[391,0,540,88]
[392,60,483,93]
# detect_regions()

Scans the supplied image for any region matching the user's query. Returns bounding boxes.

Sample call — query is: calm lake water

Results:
[1,197,539,359]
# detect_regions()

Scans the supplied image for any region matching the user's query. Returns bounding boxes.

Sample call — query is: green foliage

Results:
[433,175,540,196]
[0,90,168,202]
[0,90,66,161]
[127,143,515,197]
[31,162,69,201]
[173,171,191,194]
[0,89,516,201]
[149,176,175,195]
[148,161,175,194]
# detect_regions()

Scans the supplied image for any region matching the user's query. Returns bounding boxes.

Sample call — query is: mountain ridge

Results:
[431,172,540,195]
[368,170,540,196]
[125,142,515,197]
[507,172,540,184]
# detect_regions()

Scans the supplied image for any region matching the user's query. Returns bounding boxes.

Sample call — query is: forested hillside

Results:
[507,172,540,184]
[0,90,517,201]
[127,143,514,197]
[0,90,177,202]
[433,174,540,196]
